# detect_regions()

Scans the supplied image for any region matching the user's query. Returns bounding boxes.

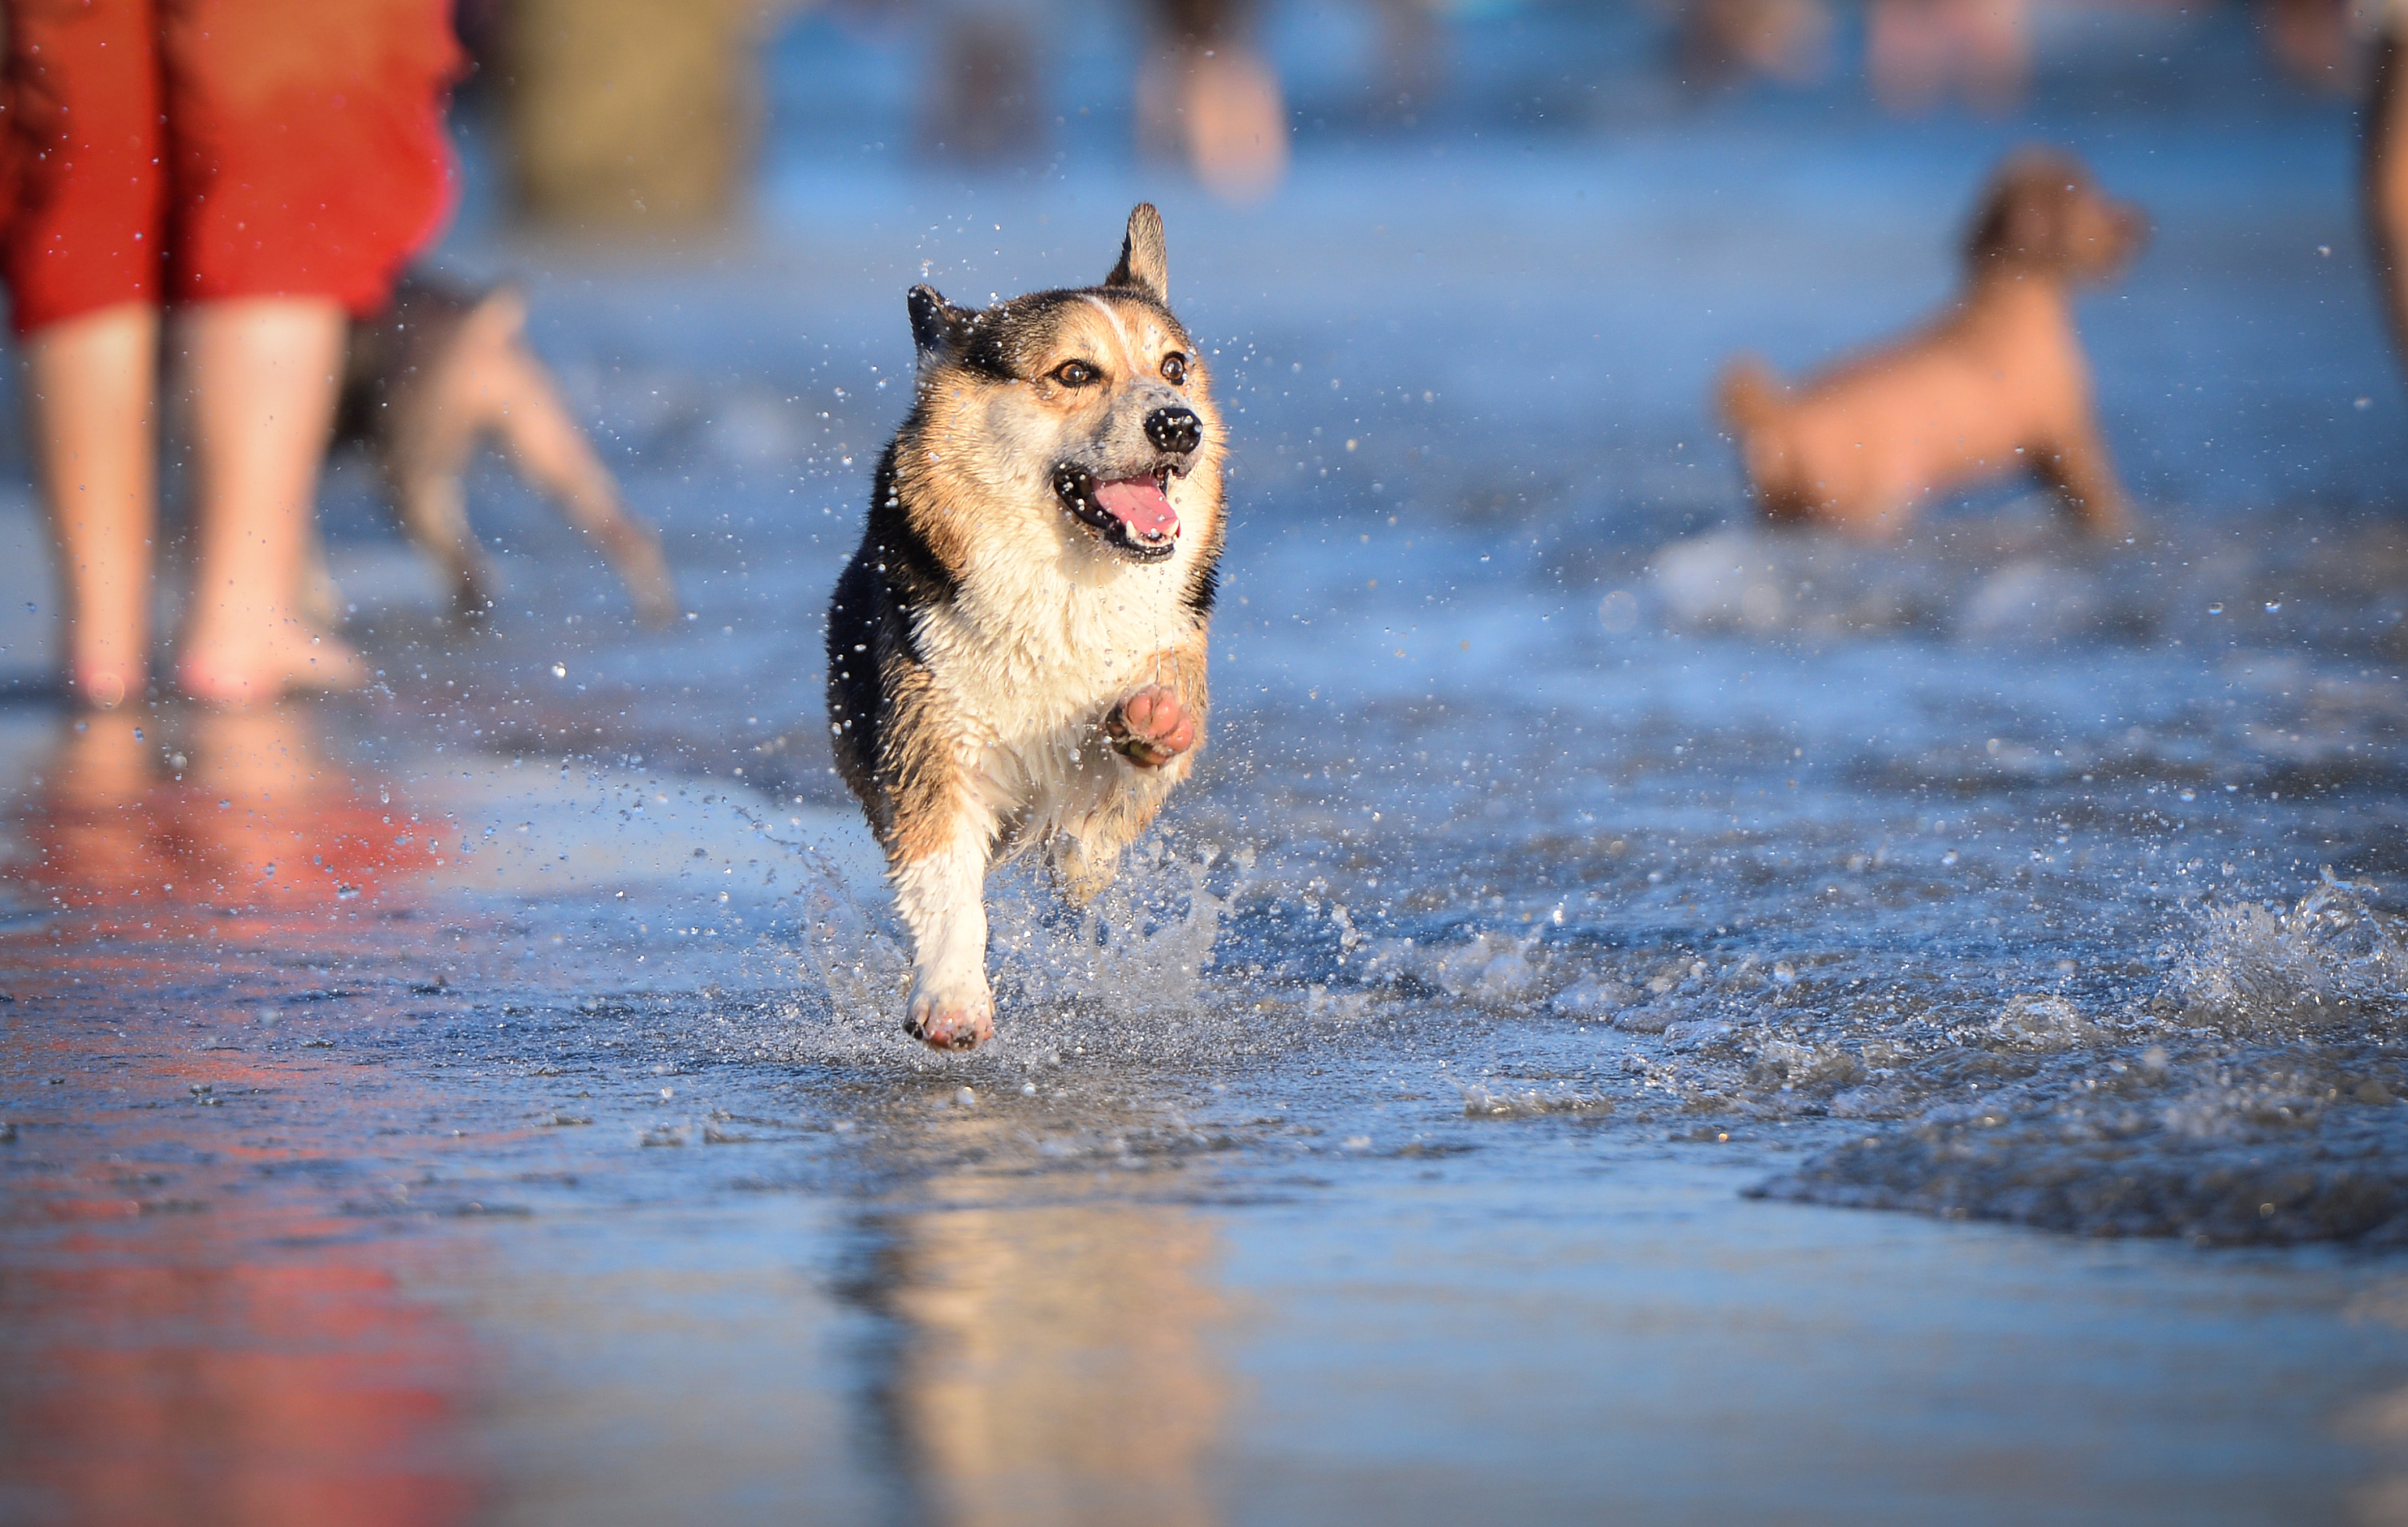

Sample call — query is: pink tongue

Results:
[1092,477,1178,540]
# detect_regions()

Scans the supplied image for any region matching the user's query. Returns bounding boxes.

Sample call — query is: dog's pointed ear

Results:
[908,284,971,359]
[1105,203,1169,302]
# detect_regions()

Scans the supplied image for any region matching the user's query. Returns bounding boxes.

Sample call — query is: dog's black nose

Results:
[1145,406,1202,455]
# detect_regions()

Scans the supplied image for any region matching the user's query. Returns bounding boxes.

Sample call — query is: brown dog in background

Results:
[326,276,678,627]
[1717,149,2149,540]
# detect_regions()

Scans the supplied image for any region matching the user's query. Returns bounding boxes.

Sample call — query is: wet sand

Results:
[3,727,2403,1527]
[10,10,2408,1521]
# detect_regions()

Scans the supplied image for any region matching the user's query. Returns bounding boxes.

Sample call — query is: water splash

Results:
[988,838,1254,1023]
[793,837,909,1033]
[1747,875,2408,1244]
[2170,870,2408,1032]
[1358,930,1552,1008]
[1641,516,2407,654]
[754,829,1277,1068]
[1458,1083,1614,1118]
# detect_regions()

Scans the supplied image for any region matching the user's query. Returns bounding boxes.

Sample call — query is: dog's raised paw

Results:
[1105,684,1196,768]
[905,986,995,1053]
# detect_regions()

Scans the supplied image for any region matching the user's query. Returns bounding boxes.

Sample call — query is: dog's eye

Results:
[1051,360,1099,388]
[1160,352,1188,385]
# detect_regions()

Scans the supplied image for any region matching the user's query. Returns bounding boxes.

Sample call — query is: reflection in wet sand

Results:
[0,1256,482,1527]
[0,705,484,1527]
[872,1187,1226,1527]
[18,705,436,925]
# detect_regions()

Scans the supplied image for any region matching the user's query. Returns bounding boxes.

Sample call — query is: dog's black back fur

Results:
[824,441,958,837]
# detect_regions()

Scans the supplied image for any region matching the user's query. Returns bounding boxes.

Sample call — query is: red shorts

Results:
[0,0,462,336]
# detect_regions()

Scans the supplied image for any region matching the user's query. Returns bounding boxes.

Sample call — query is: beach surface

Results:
[7,7,2408,1521]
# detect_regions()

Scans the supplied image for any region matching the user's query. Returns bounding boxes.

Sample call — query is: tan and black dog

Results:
[826,204,1226,1053]
[330,275,679,627]
[1717,149,2149,540]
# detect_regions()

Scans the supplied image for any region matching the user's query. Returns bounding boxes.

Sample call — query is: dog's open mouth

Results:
[1054,466,1179,560]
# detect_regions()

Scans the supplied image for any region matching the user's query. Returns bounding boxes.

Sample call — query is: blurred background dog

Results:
[323,275,679,629]
[1716,150,2150,540]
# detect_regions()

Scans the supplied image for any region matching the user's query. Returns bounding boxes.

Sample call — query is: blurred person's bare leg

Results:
[918,2,1044,161]
[1869,0,1947,112]
[177,298,364,706]
[1872,0,2024,112]
[1371,0,1447,116]
[1678,0,1834,88]
[1956,0,2030,114]
[2264,0,2354,91]
[1145,0,1288,201]
[1185,47,1287,199]
[2369,33,2408,371]
[26,303,161,711]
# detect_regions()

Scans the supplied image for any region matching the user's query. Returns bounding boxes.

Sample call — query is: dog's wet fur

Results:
[1717,149,2150,540]
[332,276,678,627]
[826,204,1226,1051]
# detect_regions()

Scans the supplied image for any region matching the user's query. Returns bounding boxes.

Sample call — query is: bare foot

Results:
[1106,684,1197,768]
[180,621,367,707]
[905,983,995,1053]
[71,662,144,711]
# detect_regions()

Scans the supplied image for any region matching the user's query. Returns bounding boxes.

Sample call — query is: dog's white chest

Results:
[918,552,1186,749]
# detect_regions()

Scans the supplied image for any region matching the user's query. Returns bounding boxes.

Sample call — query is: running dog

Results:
[1717,149,2149,540]
[329,275,679,626]
[826,204,1226,1052]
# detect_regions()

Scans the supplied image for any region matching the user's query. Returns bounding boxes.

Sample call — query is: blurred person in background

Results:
[2371,0,2408,371]
[2,0,462,709]
[1674,0,1837,88]
[1141,0,1290,200]
[908,0,1296,197]
[1868,0,2030,112]
[501,0,777,227]
[2261,0,2357,88]
[920,0,1049,161]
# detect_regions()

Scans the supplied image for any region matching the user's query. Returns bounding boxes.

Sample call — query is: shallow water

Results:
[9,10,2408,1521]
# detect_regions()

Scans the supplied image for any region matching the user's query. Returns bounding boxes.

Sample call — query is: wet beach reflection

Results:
[0,1251,484,1527]
[18,706,435,926]
[0,704,488,1527]
[858,1126,1229,1527]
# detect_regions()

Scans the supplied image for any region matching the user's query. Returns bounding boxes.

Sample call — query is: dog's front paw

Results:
[1105,685,1196,768]
[905,979,995,1053]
